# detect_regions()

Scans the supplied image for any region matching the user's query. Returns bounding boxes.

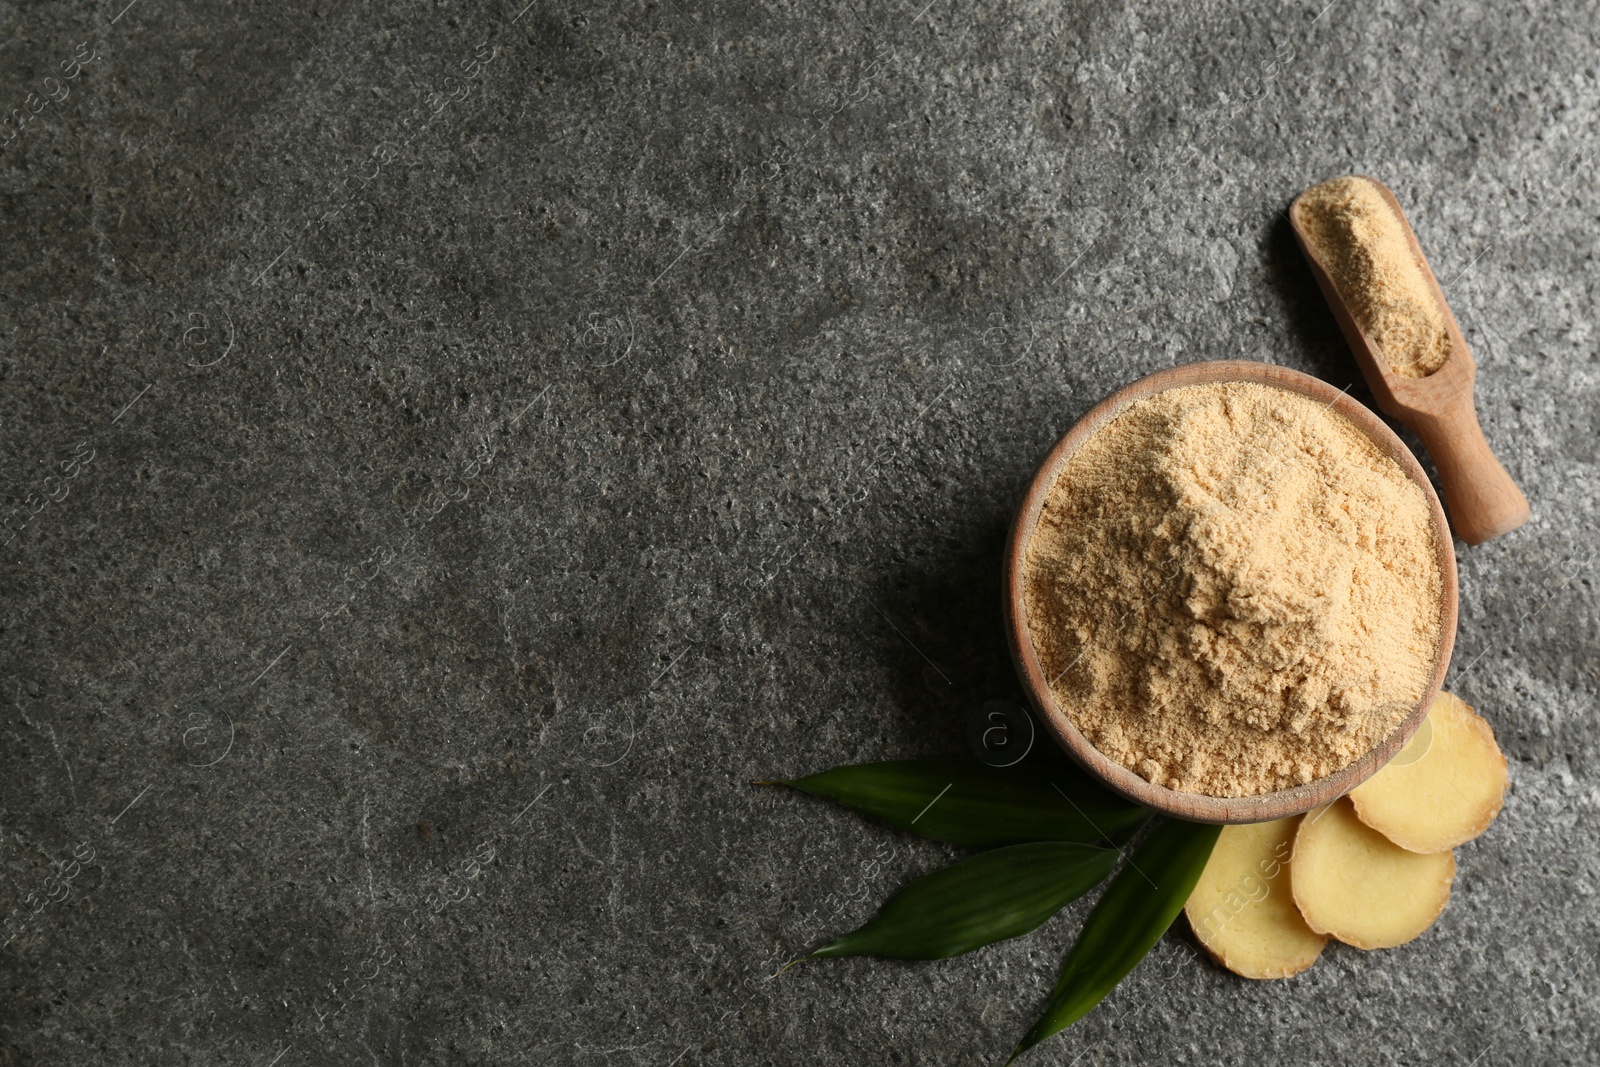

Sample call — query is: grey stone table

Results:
[3,0,1596,1063]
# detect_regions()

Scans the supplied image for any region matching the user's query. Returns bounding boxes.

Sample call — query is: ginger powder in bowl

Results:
[1005,361,1456,823]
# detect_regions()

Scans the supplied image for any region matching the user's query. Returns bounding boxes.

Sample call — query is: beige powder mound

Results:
[1023,381,1444,798]
[1297,176,1451,378]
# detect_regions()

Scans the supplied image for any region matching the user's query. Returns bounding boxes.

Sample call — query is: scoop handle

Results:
[1409,388,1529,544]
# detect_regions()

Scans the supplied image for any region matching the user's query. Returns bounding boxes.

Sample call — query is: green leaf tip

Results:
[806,842,1118,962]
[1009,818,1221,1061]
[774,758,1147,848]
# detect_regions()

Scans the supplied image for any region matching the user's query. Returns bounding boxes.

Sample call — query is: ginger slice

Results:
[1184,817,1327,979]
[1291,798,1455,950]
[1349,690,1509,853]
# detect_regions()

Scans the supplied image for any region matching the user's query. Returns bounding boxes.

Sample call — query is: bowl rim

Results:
[1002,359,1459,824]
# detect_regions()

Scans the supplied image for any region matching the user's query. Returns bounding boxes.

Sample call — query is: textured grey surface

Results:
[2,0,1597,1063]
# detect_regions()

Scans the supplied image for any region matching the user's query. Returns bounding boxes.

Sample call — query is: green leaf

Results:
[810,841,1119,961]
[1008,818,1221,1064]
[767,759,1148,848]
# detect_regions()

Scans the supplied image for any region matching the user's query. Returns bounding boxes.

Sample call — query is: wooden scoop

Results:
[1289,177,1529,545]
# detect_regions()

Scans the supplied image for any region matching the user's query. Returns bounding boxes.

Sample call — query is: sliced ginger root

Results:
[1185,817,1327,979]
[1291,798,1454,950]
[1349,690,1509,853]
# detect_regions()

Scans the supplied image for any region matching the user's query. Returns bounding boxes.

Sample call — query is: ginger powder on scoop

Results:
[1295,175,1451,379]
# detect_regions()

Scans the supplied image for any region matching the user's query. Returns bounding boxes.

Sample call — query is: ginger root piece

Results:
[1349,691,1509,853]
[1291,798,1455,950]
[1184,817,1327,979]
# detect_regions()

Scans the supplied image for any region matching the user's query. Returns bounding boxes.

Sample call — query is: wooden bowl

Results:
[1003,360,1459,824]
